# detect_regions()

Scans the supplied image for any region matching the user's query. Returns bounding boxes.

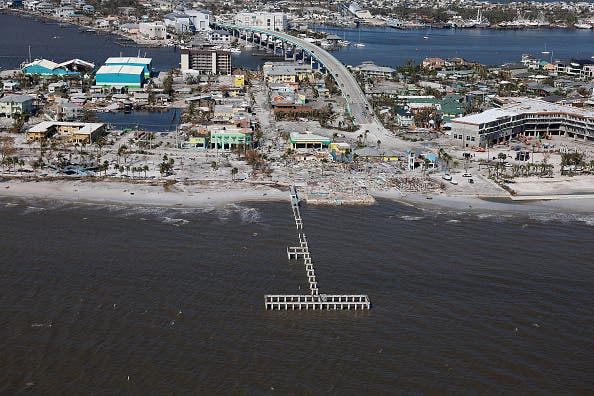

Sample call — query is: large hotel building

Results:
[450,97,594,147]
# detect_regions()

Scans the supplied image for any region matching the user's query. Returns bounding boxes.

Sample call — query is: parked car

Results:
[442,173,452,181]
[462,173,472,178]
[450,179,458,185]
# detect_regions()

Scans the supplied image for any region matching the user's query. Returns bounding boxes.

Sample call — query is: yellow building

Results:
[329,142,351,155]
[233,74,245,87]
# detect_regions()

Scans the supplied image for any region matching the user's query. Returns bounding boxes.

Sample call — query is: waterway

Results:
[1,197,593,393]
[97,108,181,132]
[316,25,594,67]
[2,13,593,72]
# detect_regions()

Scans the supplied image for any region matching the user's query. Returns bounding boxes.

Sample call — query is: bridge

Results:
[211,22,389,140]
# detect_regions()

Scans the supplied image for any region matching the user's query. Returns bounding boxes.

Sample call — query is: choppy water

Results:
[1,198,593,394]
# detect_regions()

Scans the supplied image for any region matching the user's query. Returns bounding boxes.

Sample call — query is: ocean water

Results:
[2,13,593,72]
[1,197,593,394]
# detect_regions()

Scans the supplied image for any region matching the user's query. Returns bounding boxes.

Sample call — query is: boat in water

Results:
[387,19,405,29]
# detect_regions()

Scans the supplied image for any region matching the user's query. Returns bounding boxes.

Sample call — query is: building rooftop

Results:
[290,132,331,144]
[452,97,594,125]
[0,94,34,103]
[96,65,145,75]
[28,121,104,135]
[23,59,60,70]
[105,57,152,65]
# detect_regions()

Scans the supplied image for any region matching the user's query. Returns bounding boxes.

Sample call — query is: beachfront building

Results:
[0,94,35,118]
[22,58,95,76]
[104,57,152,78]
[95,65,145,89]
[209,126,253,150]
[139,22,166,40]
[234,12,288,32]
[180,48,231,75]
[182,136,208,149]
[450,97,594,148]
[289,132,331,150]
[26,121,105,143]
[353,147,399,162]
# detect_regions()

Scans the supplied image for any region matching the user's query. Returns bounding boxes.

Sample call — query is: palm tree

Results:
[95,137,106,157]
[231,167,238,181]
[117,145,128,165]
[143,165,149,177]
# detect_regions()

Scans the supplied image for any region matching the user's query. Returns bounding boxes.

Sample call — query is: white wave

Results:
[22,206,46,215]
[476,213,494,219]
[529,212,594,227]
[31,322,53,328]
[400,215,424,221]
[162,217,189,226]
[239,207,262,224]
[446,219,461,223]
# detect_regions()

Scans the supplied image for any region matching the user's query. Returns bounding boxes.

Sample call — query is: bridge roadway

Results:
[212,22,390,142]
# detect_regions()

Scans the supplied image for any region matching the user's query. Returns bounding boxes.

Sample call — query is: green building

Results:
[210,128,253,150]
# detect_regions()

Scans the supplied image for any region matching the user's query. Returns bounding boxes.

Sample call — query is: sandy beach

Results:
[372,187,594,213]
[2,176,594,214]
[0,178,288,208]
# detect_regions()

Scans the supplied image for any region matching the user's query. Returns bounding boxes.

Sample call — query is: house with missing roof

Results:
[22,58,95,76]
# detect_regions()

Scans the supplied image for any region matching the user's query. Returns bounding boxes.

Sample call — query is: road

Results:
[213,23,392,145]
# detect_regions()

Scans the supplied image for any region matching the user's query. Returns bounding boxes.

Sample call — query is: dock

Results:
[290,185,303,229]
[264,186,371,310]
[265,294,371,310]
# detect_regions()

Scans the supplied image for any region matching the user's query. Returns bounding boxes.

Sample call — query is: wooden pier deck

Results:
[265,294,371,310]
[264,186,371,310]
[290,185,303,229]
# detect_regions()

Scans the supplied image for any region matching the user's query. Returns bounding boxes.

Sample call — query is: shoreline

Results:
[3,177,594,213]
[0,178,289,209]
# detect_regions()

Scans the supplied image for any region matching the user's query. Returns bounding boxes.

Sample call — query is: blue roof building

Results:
[95,65,145,88]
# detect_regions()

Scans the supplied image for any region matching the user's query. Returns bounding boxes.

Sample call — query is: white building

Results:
[208,29,231,44]
[164,12,194,33]
[450,97,594,147]
[185,9,210,32]
[234,12,288,32]
[139,22,166,40]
